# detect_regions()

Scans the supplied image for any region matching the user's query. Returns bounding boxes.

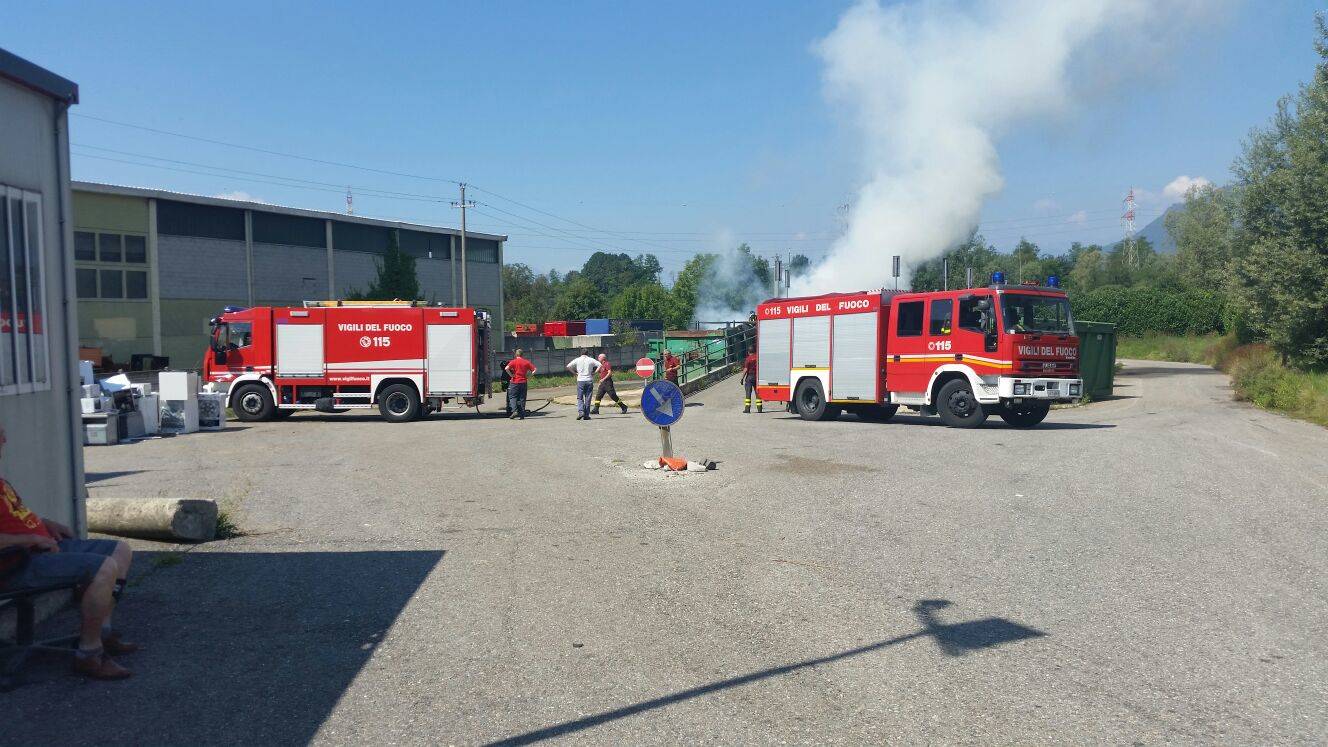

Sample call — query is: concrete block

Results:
[85,497,218,542]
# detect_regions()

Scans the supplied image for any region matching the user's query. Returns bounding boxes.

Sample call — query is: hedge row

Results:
[1069,286,1225,336]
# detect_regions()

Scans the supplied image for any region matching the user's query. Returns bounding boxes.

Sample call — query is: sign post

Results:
[640,379,685,469]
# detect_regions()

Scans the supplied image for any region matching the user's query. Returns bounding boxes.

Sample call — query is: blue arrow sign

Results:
[640,380,684,427]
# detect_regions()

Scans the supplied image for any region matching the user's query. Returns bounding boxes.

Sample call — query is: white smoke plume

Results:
[794,0,1217,295]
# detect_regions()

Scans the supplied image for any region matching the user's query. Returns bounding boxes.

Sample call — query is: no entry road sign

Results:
[635,357,656,378]
[640,380,684,428]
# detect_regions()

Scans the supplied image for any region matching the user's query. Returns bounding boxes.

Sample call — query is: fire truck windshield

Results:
[1000,293,1072,334]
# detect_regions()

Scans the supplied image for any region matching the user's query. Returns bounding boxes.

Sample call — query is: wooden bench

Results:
[0,548,78,690]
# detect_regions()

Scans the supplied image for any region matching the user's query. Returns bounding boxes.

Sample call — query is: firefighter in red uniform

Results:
[742,347,761,413]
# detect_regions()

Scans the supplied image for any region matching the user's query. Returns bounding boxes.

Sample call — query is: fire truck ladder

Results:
[302,300,433,308]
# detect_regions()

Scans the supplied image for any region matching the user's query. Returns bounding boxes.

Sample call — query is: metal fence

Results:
[649,322,756,386]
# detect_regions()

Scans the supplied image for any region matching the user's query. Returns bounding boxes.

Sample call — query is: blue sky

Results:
[4,1,1324,279]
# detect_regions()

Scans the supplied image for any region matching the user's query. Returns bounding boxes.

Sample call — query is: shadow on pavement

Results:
[84,470,147,483]
[5,549,444,746]
[770,414,1114,430]
[487,599,1045,746]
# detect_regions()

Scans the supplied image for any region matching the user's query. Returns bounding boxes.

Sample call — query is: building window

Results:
[98,233,122,262]
[99,270,123,299]
[0,186,51,394]
[157,199,245,240]
[124,235,147,263]
[463,239,499,263]
[126,271,148,299]
[75,231,96,261]
[76,268,97,299]
[74,230,150,300]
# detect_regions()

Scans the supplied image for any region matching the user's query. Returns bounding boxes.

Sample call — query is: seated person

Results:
[0,425,138,680]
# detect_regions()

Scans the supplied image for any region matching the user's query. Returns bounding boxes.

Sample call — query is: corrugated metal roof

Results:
[73,181,507,242]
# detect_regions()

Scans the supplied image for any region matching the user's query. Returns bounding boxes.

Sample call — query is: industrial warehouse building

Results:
[72,182,507,368]
[0,49,84,532]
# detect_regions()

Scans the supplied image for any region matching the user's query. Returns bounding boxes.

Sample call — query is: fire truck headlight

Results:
[1013,383,1028,395]
[1070,383,1081,396]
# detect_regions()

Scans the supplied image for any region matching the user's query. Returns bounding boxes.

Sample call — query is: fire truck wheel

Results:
[231,384,275,422]
[794,379,837,421]
[998,400,1050,428]
[936,379,989,428]
[378,383,421,422]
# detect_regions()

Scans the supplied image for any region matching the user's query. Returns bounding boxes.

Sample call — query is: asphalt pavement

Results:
[7,360,1328,745]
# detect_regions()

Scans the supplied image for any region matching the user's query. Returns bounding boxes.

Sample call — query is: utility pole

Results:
[451,183,476,307]
[1121,188,1138,269]
[772,255,783,298]
[942,257,949,291]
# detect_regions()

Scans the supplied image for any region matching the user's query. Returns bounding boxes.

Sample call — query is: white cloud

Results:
[1161,175,1211,202]
[1066,210,1088,225]
[213,190,265,204]
[1033,197,1060,213]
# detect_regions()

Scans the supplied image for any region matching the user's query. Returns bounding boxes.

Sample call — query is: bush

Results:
[1071,286,1224,337]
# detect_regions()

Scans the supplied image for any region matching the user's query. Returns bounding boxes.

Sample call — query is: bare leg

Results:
[79,557,120,650]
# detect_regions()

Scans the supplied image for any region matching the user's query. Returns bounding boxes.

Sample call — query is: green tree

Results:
[552,276,607,319]
[1231,20,1328,366]
[669,253,714,328]
[581,251,653,299]
[349,230,419,300]
[1068,247,1106,291]
[609,282,673,320]
[1168,185,1239,290]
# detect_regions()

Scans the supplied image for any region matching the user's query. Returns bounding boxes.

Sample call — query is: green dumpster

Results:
[1075,320,1117,399]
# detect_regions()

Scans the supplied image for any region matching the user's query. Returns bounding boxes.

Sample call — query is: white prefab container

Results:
[158,371,200,401]
[160,399,199,434]
[198,393,227,431]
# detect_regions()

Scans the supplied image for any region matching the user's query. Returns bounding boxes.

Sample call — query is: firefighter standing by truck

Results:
[742,346,761,413]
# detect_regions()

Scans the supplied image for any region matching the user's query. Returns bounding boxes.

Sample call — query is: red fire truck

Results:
[202,301,492,423]
[754,279,1082,428]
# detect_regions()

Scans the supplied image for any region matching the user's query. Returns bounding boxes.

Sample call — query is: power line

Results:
[73,113,462,185]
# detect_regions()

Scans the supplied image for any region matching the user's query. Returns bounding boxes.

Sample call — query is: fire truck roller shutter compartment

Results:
[793,315,830,369]
[758,318,791,386]
[831,312,877,401]
[276,323,325,378]
[427,324,472,394]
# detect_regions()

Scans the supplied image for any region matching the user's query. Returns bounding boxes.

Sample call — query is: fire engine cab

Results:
[203,301,491,423]
[754,277,1082,428]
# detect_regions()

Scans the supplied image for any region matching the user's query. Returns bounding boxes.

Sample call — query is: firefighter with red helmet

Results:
[742,346,761,413]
